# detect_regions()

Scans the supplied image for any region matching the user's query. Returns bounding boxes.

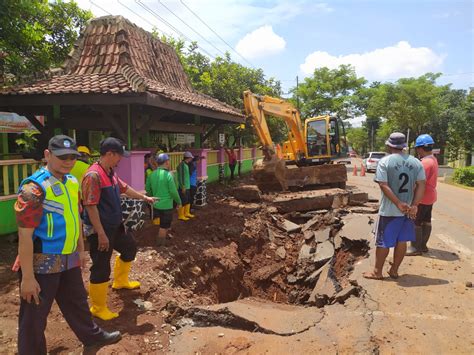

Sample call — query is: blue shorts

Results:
[375,216,415,248]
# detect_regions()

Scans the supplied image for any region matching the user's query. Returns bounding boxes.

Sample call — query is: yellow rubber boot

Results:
[178,206,189,221]
[184,204,195,218]
[112,256,141,290]
[89,282,119,320]
[152,217,160,225]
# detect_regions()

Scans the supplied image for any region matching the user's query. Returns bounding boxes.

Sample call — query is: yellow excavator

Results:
[243,90,348,192]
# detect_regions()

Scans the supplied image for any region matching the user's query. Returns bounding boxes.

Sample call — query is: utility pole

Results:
[371,124,374,151]
[407,128,410,153]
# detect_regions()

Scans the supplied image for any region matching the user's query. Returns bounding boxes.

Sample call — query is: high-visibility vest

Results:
[20,168,80,254]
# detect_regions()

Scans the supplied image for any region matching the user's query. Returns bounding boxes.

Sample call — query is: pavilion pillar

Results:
[194,115,201,148]
[53,105,61,135]
[127,104,132,150]
[1,133,8,156]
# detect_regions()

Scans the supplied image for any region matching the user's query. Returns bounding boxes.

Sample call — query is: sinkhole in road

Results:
[171,209,370,307]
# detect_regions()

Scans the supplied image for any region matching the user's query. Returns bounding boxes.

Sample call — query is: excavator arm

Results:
[243,91,307,161]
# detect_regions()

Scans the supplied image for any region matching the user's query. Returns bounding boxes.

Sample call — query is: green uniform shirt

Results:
[146,167,182,210]
[69,160,90,186]
[176,161,190,190]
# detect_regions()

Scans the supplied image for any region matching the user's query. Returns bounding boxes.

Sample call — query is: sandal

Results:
[362,272,384,280]
[387,269,399,279]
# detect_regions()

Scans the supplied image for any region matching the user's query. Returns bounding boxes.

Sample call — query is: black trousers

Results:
[18,267,103,355]
[229,162,237,180]
[178,189,190,205]
[88,225,137,284]
[190,185,197,207]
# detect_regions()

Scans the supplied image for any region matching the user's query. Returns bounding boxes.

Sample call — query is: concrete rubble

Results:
[232,185,262,202]
[307,262,340,306]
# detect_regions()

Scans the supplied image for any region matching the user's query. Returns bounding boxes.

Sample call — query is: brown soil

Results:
[0,177,370,353]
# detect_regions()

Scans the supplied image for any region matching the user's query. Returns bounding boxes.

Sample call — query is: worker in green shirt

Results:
[70,146,91,185]
[176,151,195,221]
[145,153,182,246]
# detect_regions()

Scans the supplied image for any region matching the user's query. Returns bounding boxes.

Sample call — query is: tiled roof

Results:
[1,16,243,118]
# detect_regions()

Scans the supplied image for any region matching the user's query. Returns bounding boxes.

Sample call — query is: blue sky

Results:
[77,0,473,94]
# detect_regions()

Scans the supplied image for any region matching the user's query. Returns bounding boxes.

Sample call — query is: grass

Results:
[441,176,474,191]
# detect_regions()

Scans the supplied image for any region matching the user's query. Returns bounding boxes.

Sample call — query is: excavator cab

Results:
[305,116,347,164]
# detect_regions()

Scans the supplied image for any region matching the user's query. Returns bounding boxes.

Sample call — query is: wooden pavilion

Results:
[0,15,244,151]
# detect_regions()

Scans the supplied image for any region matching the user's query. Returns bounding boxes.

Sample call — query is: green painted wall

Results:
[207,165,219,183]
[206,159,253,184]
[0,199,17,235]
[240,159,253,173]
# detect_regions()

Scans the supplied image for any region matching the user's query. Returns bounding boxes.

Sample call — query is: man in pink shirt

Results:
[407,134,438,256]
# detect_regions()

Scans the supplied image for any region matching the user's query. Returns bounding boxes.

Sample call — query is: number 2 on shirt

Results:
[398,173,409,193]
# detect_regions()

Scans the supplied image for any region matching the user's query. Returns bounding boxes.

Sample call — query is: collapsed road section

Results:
[155,180,377,325]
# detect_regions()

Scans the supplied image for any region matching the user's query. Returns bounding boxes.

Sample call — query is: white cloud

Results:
[75,0,331,62]
[300,41,445,80]
[236,25,286,59]
[311,3,334,13]
[349,115,366,128]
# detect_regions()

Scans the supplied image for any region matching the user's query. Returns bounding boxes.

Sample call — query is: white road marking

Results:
[435,233,472,256]
[371,311,474,322]
[347,310,473,322]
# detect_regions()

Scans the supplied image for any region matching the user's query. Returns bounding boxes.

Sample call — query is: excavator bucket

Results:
[252,156,288,192]
[253,158,347,192]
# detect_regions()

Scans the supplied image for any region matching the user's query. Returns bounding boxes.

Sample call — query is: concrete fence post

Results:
[190,148,209,206]
[217,147,226,183]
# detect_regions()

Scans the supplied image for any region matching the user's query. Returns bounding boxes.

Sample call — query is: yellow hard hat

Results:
[78,146,91,155]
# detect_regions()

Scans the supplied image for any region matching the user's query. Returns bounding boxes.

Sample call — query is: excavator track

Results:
[253,158,347,192]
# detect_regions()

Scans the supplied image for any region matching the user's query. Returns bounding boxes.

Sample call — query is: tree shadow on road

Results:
[422,248,459,262]
[393,274,449,287]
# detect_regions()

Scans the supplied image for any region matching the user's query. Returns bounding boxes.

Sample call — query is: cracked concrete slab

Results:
[196,298,324,334]
[338,214,374,241]
[314,227,331,243]
[313,240,334,264]
[269,188,349,213]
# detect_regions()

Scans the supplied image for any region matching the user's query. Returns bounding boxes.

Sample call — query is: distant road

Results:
[346,157,456,177]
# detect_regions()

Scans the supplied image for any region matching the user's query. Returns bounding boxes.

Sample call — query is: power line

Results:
[90,0,112,15]
[117,0,172,38]
[179,0,255,67]
[156,0,228,58]
[135,0,216,59]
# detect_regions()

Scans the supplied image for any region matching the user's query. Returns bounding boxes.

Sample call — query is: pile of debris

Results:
[168,182,377,309]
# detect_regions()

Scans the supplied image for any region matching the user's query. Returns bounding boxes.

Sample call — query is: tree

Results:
[374,120,396,150]
[291,65,367,121]
[365,73,446,146]
[432,88,467,148]
[0,0,92,84]
[446,88,473,161]
[358,82,382,150]
[346,127,369,155]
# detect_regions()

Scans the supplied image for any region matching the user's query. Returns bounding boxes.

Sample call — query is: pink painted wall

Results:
[115,150,149,192]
